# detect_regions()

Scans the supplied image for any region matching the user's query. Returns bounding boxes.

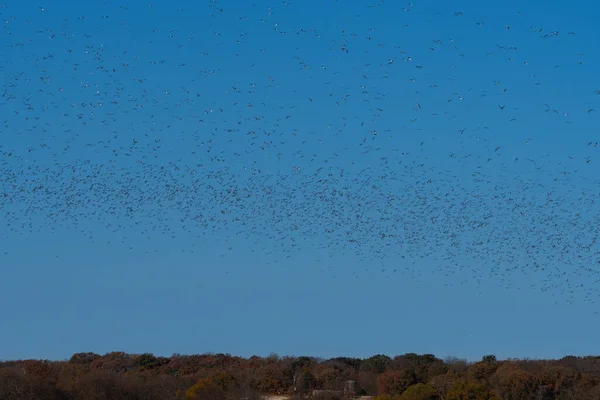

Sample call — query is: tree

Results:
[291,357,316,393]
[428,373,457,399]
[72,369,128,400]
[136,353,161,369]
[358,370,379,395]
[468,361,499,381]
[377,370,417,396]
[22,360,53,380]
[400,383,439,400]
[444,357,469,374]
[490,363,535,400]
[362,355,392,374]
[211,370,238,392]
[69,352,101,365]
[482,355,497,363]
[446,380,498,400]
[0,368,36,400]
[297,369,316,394]
[92,351,134,373]
[8,351,600,400]
[255,363,287,394]
[185,377,226,400]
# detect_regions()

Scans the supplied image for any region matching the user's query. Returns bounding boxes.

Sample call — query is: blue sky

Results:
[1,0,599,362]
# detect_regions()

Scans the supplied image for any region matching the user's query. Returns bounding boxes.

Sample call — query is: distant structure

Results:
[310,380,359,398]
[344,380,357,397]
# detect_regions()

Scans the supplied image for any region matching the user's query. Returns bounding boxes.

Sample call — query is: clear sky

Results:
[1,0,599,362]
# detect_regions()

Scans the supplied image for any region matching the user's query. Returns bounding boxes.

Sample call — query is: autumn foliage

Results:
[1,352,600,399]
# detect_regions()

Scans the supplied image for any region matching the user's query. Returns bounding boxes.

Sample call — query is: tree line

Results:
[2,351,600,399]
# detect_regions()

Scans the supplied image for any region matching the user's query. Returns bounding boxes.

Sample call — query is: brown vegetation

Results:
[1,352,600,399]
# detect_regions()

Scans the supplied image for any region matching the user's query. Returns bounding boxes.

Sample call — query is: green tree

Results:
[399,383,439,400]
[362,355,392,374]
[185,377,226,400]
[297,369,316,394]
[481,355,497,363]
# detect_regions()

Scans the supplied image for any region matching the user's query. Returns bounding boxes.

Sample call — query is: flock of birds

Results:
[1,1,599,305]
